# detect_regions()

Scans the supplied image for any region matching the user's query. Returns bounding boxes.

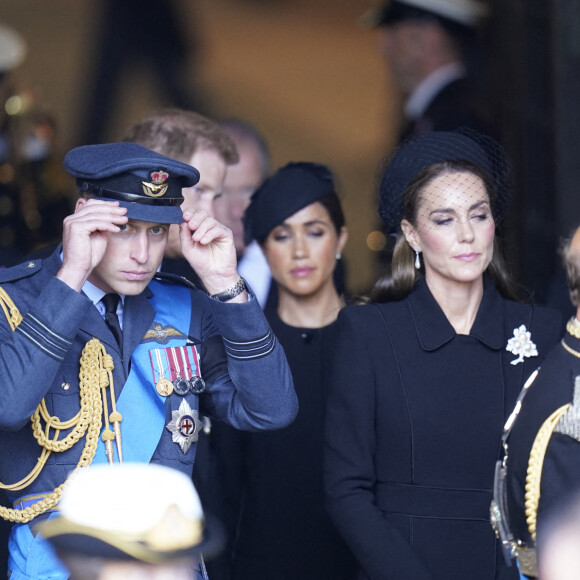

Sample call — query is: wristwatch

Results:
[208,277,247,302]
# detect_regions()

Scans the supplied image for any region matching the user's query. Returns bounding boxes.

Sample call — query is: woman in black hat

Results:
[324,130,562,580]
[229,162,356,579]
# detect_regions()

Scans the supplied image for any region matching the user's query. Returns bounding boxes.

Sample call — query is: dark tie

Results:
[101,293,123,349]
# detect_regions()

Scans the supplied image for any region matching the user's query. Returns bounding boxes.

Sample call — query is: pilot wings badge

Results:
[144,322,185,344]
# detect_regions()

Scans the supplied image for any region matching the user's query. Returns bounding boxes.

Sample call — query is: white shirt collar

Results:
[82,279,124,307]
[83,279,125,328]
[404,62,465,121]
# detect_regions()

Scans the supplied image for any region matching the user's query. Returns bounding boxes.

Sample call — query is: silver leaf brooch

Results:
[506,324,538,365]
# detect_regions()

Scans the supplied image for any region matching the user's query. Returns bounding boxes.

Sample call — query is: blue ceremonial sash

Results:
[93,280,194,464]
[8,520,69,580]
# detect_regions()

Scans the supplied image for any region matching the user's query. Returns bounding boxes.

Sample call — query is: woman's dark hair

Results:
[256,191,345,244]
[371,160,520,303]
[317,192,345,235]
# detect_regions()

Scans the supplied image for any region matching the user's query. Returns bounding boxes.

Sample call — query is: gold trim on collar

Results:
[562,339,580,359]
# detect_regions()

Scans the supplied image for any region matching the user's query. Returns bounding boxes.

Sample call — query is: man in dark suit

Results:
[0,142,296,579]
[493,225,580,579]
[364,0,491,142]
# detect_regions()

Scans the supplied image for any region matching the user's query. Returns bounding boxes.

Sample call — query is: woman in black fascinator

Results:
[229,162,356,579]
[324,129,562,580]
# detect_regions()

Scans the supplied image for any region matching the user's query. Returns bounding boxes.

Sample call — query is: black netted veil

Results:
[378,128,513,234]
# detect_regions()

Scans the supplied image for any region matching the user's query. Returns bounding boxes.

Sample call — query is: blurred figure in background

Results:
[0,22,27,572]
[226,162,356,580]
[364,0,492,143]
[215,119,270,259]
[216,118,272,309]
[0,23,72,267]
[38,463,224,580]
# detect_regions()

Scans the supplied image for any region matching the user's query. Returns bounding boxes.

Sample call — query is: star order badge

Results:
[166,399,202,454]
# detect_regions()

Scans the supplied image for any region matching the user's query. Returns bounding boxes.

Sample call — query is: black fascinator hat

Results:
[243,161,336,245]
[378,128,512,234]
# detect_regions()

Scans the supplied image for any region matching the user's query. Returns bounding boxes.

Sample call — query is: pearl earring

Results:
[336,253,342,260]
[414,250,421,270]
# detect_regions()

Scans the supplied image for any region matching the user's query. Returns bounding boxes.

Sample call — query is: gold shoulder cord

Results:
[524,404,570,541]
[0,286,115,523]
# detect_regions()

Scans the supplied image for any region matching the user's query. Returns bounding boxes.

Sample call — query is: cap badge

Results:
[166,399,202,454]
[142,170,169,198]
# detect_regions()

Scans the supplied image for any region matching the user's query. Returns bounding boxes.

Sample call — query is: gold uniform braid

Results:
[524,404,570,541]
[0,286,112,523]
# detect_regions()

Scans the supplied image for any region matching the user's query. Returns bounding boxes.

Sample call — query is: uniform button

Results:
[61,382,70,391]
[26,261,36,268]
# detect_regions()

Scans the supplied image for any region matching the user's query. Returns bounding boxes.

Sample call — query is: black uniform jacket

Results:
[506,326,580,549]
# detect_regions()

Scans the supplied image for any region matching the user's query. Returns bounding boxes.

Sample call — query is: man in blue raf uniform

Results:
[492,224,580,579]
[0,142,297,580]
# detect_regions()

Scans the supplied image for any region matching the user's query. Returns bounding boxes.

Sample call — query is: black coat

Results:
[230,313,357,579]
[324,279,561,580]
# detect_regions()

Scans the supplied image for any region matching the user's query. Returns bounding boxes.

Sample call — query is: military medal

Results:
[173,376,190,396]
[166,399,202,453]
[150,348,174,397]
[169,347,187,395]
[183,345,204,393]
[189,375,205,394]
[156,378,173,397]
[168,345,204,395]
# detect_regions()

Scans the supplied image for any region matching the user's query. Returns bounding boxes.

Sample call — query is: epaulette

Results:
[0,258,44,283]
[554,375,580,440]
[153,271,200,291]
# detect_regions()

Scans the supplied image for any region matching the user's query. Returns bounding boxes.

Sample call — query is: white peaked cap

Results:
[58,463,204,535]
[401,0,488,26]
[363,0,489,28]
